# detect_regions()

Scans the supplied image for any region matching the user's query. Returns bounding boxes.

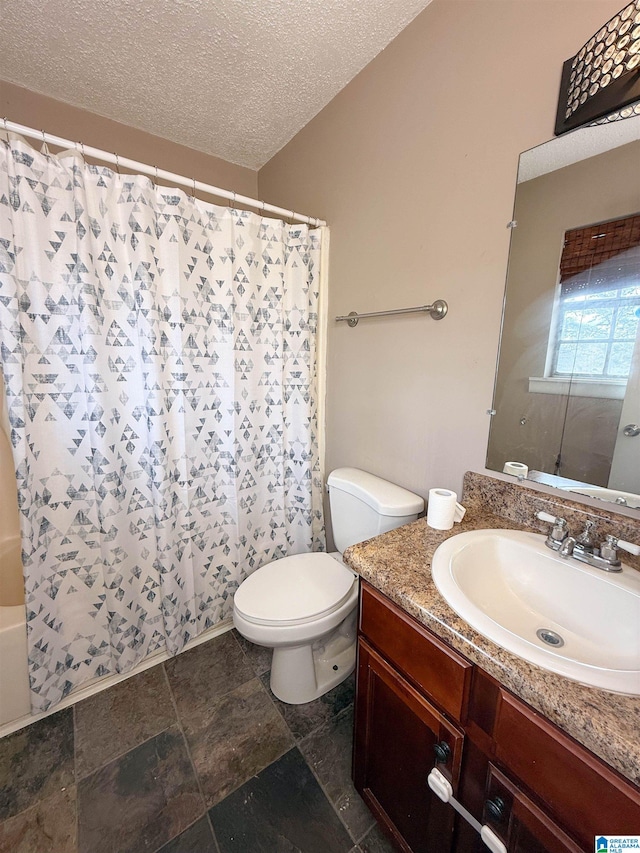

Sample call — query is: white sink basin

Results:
[431,529,640,695]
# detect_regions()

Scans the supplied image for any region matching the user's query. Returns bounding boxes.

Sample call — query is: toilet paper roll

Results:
[427,488,466,531]
[503,461,528,478]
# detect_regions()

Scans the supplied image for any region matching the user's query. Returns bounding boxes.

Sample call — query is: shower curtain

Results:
[0,136,326,712]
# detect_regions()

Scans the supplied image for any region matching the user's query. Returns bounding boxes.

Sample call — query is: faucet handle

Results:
[536,512,568,550]
[537,511,558,524]
[536,511,567,532]
[612,537,640,557]
[600,535,640,565]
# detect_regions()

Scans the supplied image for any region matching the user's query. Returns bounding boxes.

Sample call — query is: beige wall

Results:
[488,141,640,485]
[258,0,624,509]
[0,81,258,200]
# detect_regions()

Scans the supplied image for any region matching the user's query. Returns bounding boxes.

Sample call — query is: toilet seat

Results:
[234,553,357,627]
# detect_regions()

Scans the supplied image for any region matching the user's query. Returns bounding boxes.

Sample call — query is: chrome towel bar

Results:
[335,299,448,327]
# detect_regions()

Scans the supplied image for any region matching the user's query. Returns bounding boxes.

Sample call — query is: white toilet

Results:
[233,468,424,704]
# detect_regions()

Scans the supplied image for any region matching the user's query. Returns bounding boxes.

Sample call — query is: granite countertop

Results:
[343,493,640,788]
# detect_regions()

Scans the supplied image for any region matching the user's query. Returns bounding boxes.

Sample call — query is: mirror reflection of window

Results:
[550,215,640,381]
[486,122,640,510]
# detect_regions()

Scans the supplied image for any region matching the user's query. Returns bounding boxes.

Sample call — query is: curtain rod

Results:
[2,119,326,227]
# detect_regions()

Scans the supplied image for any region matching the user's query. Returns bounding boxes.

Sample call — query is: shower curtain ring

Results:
[41,130,50,159]
[114,153,120,175]
[192,177,197,199]
[230,191,236,209]
[2,117,8,134]
[80,141,85,159]
[154,165,158,187]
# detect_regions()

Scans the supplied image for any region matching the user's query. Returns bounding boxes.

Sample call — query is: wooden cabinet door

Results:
[481,765,584,853]
[493,690,640,844]
[354,638,464,853]
[452,746,585,853]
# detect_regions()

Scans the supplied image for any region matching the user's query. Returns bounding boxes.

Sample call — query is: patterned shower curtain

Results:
[0,136,326,712]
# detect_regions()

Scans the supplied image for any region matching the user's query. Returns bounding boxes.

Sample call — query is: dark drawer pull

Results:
[485,796,506,822]
[433,741,451,763]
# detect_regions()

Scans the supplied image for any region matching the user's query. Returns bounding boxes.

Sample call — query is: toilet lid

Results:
[234,553,358,626]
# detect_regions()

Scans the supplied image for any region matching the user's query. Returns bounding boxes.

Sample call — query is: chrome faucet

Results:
[558,535,576,558]
[536,512,640,573]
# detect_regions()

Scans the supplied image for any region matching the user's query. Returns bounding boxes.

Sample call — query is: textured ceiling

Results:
[0,0,433,169]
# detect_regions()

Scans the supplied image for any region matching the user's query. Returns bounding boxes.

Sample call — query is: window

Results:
[550,214,640,381]
[553,285,640,378]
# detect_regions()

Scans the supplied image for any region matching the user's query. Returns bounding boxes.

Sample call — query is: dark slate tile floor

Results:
[0,628,395,853]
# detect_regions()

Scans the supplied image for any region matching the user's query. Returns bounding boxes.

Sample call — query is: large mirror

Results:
[487,114,640,512]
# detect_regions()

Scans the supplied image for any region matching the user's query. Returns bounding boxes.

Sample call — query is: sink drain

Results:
[536,628,564,648]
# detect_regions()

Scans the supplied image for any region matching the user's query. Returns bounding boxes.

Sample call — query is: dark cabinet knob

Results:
[433,740,451,763]
[485,796,506,822]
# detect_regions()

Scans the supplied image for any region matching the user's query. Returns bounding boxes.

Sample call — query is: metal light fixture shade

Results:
[555,0,640,135]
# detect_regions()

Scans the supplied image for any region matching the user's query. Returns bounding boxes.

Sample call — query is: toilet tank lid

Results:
[327,468,424,516]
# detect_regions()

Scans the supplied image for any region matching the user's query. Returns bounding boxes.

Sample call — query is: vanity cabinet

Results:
[354,639,463,852]
[353,582,640,853]
[354,582,472,851]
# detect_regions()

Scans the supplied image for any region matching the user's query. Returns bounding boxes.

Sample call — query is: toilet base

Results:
[270,628,356,705]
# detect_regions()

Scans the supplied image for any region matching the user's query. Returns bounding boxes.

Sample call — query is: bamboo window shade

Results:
[559,213,640,297]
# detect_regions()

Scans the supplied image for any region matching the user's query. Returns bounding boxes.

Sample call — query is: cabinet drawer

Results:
[483,764,583,853]
[494,689,640,845]
[359,582,472,721]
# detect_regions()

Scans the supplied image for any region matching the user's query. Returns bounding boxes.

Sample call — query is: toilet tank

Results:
[327,468,424,553]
